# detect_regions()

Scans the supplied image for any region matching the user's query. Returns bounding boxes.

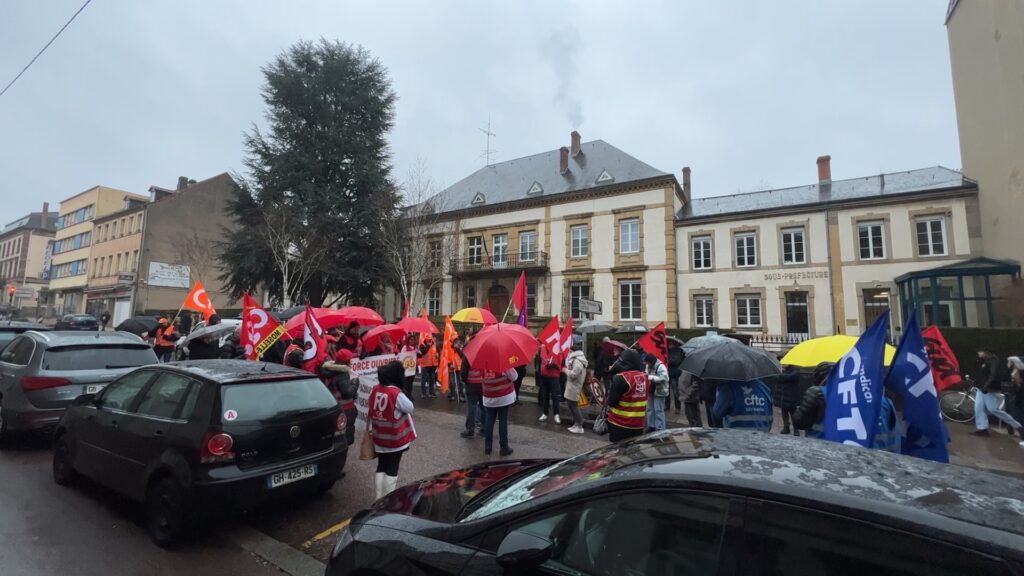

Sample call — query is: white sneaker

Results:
[569,425,585,434]
[554,415,561,424]
[538,414,548,422]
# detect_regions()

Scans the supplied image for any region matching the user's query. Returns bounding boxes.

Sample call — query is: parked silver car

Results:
[0,331,158,443]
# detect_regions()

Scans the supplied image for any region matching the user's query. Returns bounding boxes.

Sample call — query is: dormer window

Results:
[471,192,486,205]
[596,170,614,184]
[527,182,543,195]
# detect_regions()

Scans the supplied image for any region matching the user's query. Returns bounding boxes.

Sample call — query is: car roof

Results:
[0,321,48,331]
[26,330,147,346]
[601,429,1024,536]
[155,359,311,383]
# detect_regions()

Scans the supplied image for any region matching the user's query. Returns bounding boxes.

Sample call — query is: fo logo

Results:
[508,355,519,364]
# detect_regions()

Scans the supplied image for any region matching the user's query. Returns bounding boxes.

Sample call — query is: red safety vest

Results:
[418,343,438,367]
[369,385,416,450]
[468,368,514,399]
[607,370,649,430]
[539,346,562,377]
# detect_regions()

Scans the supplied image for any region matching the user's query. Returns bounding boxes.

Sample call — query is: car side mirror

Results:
[496,530,554,571]
[73,393,96,406]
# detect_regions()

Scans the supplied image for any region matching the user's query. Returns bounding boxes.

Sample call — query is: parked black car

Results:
[328,429,1024,575]
[54,314,98,331]
[0,321,48,348]
[0,331,157,442]
[53,360,348,546]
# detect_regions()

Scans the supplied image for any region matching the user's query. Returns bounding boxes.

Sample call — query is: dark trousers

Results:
[420,366,437,396]
[403,375,415,399]
[539,375,561,416]
[465,391,483,431]
[668,377,682,410]
[608,423,644,443]
[514,375,524,403]
[375,449,405,476]
[684,401,703,427]
[704,402,721,428]
[483,405,510,452]
[343,406,358,445]
[780,407,796,433]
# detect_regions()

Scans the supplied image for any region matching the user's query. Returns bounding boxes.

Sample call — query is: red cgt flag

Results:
[301,304,327,373]
[241,292,285,360]
[537,315,561,358]
[636,322,668,363]
[922,325,962,393]
[559,316,574,363]
[182,281,216,320]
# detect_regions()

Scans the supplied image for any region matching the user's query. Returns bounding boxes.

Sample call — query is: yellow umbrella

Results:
[450,307,498,325]
[781,335,896,368]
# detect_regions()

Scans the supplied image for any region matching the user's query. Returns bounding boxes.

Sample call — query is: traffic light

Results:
[6,284,14,304]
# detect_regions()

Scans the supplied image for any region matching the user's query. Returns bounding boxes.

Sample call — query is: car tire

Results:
[52,434,77,486]
[147,477,188,548]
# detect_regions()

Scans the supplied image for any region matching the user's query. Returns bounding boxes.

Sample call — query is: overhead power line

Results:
[0,0,92,99]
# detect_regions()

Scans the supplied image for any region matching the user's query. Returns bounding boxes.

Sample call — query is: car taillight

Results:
[200,431,235,464]
[335,412,347,437]
[20,376,72,391]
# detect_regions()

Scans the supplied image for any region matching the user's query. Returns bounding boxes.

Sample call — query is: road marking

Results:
[302,517,351,549]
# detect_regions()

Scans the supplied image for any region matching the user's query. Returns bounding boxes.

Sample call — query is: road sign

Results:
[14,288,34,299]
[578,298,602,315]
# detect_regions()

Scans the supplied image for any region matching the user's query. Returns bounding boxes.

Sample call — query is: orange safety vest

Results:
[154,326,176,348]
[368,386,416,450]
[418,343,439,367]
[607,370,649,430]
[469,368,514,399]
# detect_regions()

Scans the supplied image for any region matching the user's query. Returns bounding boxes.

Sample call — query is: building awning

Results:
[894,257,1021,283]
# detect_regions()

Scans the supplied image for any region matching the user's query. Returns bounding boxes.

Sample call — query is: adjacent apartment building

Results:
[48,186,147,315]
[946,0,1024,265]
[84,197,148,324]
[0,204,57,311]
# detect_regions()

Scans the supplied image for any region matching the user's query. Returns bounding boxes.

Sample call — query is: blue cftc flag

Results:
[824,310,890,447]
[884,310,950,463]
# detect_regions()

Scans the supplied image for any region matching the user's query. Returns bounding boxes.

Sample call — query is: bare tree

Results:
[381,161,461,315]
[260,202,331,308]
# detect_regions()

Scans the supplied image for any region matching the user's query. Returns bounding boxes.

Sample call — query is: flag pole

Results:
[500,299,514,323]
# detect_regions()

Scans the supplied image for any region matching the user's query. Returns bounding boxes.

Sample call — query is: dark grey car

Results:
[0,321,49,350]
[0,331,158,442]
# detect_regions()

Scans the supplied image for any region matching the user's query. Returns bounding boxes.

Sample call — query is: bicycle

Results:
[939,375,1006,424]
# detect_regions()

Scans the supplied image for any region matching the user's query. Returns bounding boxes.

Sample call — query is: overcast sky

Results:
[0,1,960,220]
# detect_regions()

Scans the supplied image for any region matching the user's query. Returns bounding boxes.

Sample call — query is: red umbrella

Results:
[336,306,385,327]
[362,324,406,352]
[601,339,629,355]
[463,323,540,373]
[283,308,351,338]
[397,316,439,334]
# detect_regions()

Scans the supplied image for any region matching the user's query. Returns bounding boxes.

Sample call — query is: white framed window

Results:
[464,285,476,308]
[858,221,885,260]
[694,296,714,327]
[468,236,483,265]
[619,280,642,321]
[569,281,590,319]
[492,234,508,267]
[916,217,947,257]
[428,240,442,268]
[734,232,757,267]
[692,236,712,270]
[519,231,536,262]
[781,228,806,265]
[619,219,640,254]
[570,225,589,258]
[525,282,536,316]
[735,295,762,328]
[427,287,440,316]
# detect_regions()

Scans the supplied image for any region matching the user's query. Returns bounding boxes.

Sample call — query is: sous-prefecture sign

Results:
[147,262,190,288]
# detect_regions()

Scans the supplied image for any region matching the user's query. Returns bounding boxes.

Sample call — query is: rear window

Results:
[0,332,18,347]
[42,345,158,370]
[220,378,337,423]
[73,315,96,321]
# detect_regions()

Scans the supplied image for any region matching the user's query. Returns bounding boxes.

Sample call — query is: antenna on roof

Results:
[478,116,497,166]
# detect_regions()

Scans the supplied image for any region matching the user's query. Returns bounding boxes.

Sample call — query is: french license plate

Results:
[267,464,317,489]
[85,384,106,394]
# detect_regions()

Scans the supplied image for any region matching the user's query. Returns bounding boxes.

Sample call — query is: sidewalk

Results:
[515,375,1024,478]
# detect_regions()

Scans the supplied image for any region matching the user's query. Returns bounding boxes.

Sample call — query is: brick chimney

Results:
[177,176,190,191]
[559,146,570,174]
[816,155,832,184]
[570,130,581,157]
[681,167,692,203]
[41,202,49,219]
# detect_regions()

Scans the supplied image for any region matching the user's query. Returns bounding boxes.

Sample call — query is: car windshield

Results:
[73,315,95,321]
[220,378,337,423]
[43,345,157,370]
[0,332,17,347]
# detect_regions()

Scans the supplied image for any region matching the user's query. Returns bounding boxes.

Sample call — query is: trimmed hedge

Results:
[934,327,1024,378]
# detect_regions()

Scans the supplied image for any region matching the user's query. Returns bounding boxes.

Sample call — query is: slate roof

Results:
[680,166,974,221]
[1,212,58,235]
[425,140,671,214]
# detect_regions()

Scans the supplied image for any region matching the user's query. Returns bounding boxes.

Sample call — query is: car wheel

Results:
[147,477,188,548]
[52,434,77,486]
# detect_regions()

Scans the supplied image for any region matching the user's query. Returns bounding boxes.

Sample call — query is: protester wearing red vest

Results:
[605,349,649,443]
[368,361,416,499]
[538,341,563,424]
[479,365,518,456]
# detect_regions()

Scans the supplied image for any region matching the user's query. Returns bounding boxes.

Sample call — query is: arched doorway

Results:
[487,284,509,316]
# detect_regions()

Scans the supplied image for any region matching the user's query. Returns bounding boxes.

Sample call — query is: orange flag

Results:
[418,308,430,345]
[437,315,456,394]
[182,281,216,320]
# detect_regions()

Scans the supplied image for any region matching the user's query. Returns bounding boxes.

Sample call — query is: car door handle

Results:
[111,420,118,429]
[153,430,164,437]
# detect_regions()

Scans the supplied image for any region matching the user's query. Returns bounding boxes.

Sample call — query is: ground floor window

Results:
[569,282,590,319]
[525,282,536,316]
[427,287,440,316]
[784,291,809,336]
[694,296,714,327]
[464,285,476,308]
[735,295,761,328]
[619,280,642,320]
[862,288,889,329]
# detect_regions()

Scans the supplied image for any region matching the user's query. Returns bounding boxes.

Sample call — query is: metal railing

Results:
[749,333,810,354]
[449,250,549,276]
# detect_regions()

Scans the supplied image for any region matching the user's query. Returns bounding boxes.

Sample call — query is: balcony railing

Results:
[449,251,550,277]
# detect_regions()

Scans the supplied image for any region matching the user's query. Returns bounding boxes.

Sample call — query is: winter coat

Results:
[699,378,718,404]
[772,365,801,409]
[667,347,684,379]
[978,354,1003,393]
[680,373,700,403]
[562,350,589,402]
[219,337,245,360]
[321,361,358,400]
[647,359,670,397]
[188,337,220,360]
[792,385,826,434]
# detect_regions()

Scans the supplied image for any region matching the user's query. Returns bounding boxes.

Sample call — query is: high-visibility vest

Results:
[608,371,648,430]
[154,326,176,348]
[369,385,416,450]
[719,380,773,432]
[418,344,439,367]
[469,368,514,399]
[872,398,901,453]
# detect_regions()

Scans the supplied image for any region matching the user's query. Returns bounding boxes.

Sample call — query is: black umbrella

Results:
[277,305,306,321]
[681,340,782,382]
[115,315,158,334]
